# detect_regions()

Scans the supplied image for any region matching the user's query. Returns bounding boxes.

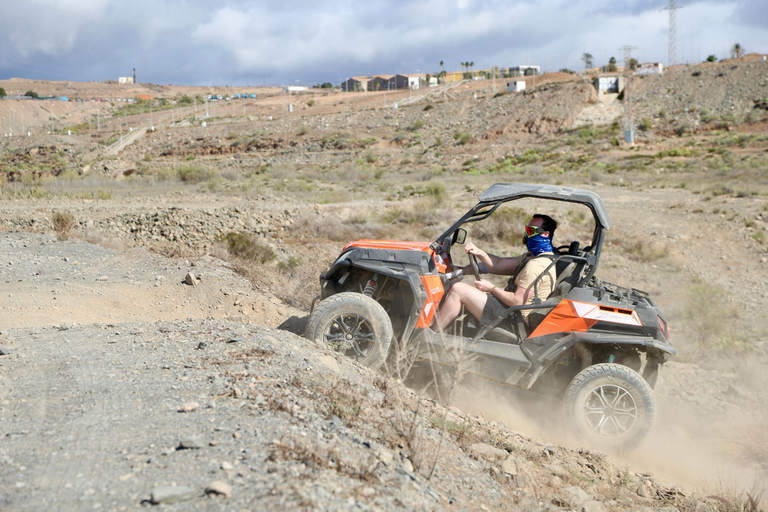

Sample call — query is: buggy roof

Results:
[478,183,611,230]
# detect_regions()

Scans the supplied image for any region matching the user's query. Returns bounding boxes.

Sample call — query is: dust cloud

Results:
[449,373,766,506]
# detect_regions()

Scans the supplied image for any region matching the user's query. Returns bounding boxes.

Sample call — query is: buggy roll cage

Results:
[431,183,611,286]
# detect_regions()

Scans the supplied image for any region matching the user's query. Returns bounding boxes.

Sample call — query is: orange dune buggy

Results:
[306,183,675,451]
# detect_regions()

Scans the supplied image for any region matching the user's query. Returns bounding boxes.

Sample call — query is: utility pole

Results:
[620,45,637,143]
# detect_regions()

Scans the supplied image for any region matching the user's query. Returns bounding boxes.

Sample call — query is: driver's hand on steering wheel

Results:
[465,241,482,256]
[473,279,495,293]
[465,242,490,270]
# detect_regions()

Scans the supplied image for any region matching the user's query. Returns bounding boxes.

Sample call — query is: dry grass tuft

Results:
[610,234,670,263]
[52,211,76,240]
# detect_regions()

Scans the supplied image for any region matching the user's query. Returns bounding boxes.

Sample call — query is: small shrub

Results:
[409,119,424,131]
[675,124,690,137]
[220,168,240,181]
[640,117,653,131]
[307,99,315,107]
[454,130,471,145]
[96,189,112,200]
[217,232,275,263]
[155,167,177,181]
[298,125,309,136]
[52,211,75,240]
[364,150,379,164]
[424,182,445,199]
[176,165,216,183]
[423,104,434,111]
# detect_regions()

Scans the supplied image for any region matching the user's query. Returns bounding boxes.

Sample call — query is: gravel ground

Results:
[1,231,743,512]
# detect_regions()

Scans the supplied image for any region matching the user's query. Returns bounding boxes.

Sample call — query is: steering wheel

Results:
[468,253,481,281]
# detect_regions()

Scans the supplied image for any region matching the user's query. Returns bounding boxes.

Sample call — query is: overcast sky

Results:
[0,0,764,87]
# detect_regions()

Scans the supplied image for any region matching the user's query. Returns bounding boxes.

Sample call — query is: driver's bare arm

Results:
[465,242,522,275]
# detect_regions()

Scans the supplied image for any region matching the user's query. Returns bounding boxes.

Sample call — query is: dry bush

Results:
[217,231,275,263]
[683,279,740,348]
[175,165,217,183]
[292,211,382,242]
[213,232,335,311]
[77,230,125,251]
[219,168,241,181]
[609,233,670,263]
[469,206,529,246]
[52,211,75,240]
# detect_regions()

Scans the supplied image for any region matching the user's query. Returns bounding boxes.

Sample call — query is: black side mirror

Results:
[452,228,467,245]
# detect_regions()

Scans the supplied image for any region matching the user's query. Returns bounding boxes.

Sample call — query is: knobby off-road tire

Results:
[305,292,393,369]
[564,363,655,453]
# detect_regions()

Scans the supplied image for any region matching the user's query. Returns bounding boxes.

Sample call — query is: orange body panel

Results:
[529,299,643,338]
[415,274,445,328]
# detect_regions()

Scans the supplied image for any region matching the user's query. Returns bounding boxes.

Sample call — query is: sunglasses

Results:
[524,225,546,236]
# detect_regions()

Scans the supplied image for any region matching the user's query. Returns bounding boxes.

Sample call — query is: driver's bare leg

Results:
[433,282,488,332]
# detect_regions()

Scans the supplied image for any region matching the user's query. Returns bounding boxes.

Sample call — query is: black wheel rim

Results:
[582,384,638,437]
[323,313,375,360]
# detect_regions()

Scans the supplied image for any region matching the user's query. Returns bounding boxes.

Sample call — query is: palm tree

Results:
[470,61,475,78]
[440,60,444,74]
[731,43,745,59]
[582,52,594,70]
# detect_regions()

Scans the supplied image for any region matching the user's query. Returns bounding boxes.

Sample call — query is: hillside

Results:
[1,56,767,510]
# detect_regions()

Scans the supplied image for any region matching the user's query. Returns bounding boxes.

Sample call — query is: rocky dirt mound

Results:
[0,231,300,330]
[0,232,738,511]
[0,199,301,253]
[632,59,768,132]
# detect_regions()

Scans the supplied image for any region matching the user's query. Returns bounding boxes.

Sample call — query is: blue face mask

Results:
[525,234,554,256]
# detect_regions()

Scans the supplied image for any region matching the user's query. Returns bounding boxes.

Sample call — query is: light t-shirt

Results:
[514,253,555,320]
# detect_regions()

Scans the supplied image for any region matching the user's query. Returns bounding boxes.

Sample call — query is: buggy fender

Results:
[518,331,675,390]
[321,246,433,282]
[320,247,444,341]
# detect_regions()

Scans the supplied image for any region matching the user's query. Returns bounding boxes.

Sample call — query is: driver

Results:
[433,214,557,332]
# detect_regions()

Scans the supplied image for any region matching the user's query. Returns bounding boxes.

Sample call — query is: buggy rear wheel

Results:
[305,292,393,369]
[564,363,655,452]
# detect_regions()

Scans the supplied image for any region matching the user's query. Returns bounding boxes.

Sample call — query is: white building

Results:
[118,77,134,84]
[506,80,526,93]
[636,63,664,75]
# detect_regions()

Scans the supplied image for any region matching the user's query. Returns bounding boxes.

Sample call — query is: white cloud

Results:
[0,0,764,85]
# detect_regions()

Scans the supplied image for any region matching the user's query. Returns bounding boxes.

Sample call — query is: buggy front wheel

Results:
[564,363,655,452]
[305,292,393,369]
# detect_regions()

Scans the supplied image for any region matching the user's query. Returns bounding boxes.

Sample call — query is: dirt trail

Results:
[571,93,622,128]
